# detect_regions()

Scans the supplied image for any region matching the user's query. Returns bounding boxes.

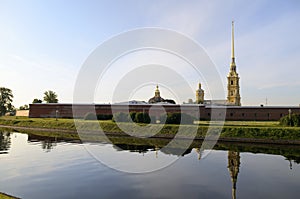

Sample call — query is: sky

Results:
[0,0,300,107]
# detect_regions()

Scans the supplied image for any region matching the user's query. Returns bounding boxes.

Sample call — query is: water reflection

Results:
[228,151,240,199]
[23,131,299,199]
[41,140,57,152]
[24,131,300,176]
[27,134,58,152]
[22,131,300,165]
[0,132,11,154]
[1,130,300,198]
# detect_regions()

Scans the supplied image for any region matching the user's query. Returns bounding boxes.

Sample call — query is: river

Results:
[0,131,299,199]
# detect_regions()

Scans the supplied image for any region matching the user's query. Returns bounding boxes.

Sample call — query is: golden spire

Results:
[230,21,236,72]
[155,85,160,97]
[232,21,235,60]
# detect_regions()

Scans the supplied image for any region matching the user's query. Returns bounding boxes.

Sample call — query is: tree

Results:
[0,87,14,116]
[279,114,300,127]
[160,112,194,124]
[19,104,29,110]
[43,90,58,103]
[135,112,151,124]
[113,112,129,122]
[32,98,42,103]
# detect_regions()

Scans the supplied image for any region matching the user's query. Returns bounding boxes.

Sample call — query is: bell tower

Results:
[196,82,204,104]
[227,21,241,106]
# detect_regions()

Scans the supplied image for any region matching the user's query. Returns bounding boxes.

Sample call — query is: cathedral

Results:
[196,21,241,106]
[147,22,241,106]
[30,22,300,120]
[148,85,176,104]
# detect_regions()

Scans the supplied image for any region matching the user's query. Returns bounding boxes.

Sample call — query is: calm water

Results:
[1,131,300,199]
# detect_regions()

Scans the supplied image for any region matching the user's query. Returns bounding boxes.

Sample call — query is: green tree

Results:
[135,112,151,124]
[113,112,129,122]
[32,98,42,103]
[160,112,194,124]
[19,104,29,110]
[279,114,300,127]
[0,87,14,116]
[43,90,58,103]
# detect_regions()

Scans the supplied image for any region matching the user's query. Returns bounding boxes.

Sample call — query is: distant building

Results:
[114,100,148,105]
[16,110,29,117]
[148,85,176,104]
[203,100,227,106]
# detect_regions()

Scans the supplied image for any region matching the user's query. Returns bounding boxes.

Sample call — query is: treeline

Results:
[84,112,195,124]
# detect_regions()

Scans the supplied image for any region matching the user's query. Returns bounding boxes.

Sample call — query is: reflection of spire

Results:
[195,148,202,160]
[155,146,159,158]
[289,160,293,170]
[228,151,240,199]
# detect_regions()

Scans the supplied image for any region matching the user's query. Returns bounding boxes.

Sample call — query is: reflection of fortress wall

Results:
[29,103,300,121]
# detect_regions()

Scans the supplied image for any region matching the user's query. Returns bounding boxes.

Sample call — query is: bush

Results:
[135,112,151,124]
[181,113,195,124]
[150,115,157,124]
[84,113,113,120]
[129,112,137,122]
[279,114,300,127]
[97,114,113,120]
[112,112,152,124]
[113,112,130,122]
[160,112,194,124]
[84,112,97,120]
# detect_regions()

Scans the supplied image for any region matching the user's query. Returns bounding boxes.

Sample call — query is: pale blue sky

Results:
[0,0,299,107]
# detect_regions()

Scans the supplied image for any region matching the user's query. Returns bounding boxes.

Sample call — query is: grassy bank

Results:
[0,192,19,199]
[0,116,300,143]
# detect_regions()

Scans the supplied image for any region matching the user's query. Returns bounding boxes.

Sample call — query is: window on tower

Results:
[231,80,233,85]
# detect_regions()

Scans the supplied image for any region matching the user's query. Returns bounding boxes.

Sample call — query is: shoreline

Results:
[0,192,20,199]
[1,124,300,145]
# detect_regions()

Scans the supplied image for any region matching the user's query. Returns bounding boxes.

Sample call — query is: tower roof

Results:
[155,85,160,97]
[231,21,235,59]
[230,21,237,73]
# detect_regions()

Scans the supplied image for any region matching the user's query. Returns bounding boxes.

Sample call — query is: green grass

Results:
[196,120,279,127]
[1,116,300,142]
[0,192,19,199]
[0,116,76,130]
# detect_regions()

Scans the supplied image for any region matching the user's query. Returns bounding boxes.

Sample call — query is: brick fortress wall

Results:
[29,103,300,121]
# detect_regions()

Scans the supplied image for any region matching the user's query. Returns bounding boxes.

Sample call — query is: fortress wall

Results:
[29,103,300,121]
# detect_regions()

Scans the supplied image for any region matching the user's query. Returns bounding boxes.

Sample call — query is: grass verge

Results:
[0,116,300,143]
[0,192,20,199]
